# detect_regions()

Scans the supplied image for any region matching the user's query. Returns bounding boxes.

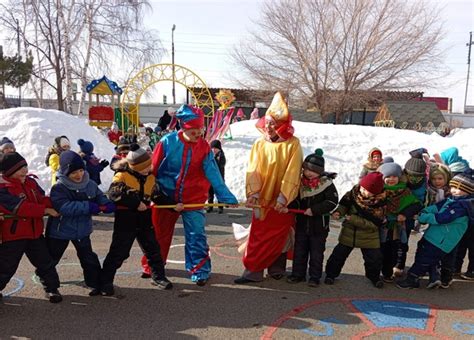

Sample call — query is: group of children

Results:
[0,120,473,305]
[284,146,473,290]
[0,104,238,303]
[0,136,174,302]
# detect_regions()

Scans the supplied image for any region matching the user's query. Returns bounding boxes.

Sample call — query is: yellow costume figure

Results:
[235,92,303,284]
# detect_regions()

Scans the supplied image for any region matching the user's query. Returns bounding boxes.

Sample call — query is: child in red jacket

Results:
[0,152,63,303]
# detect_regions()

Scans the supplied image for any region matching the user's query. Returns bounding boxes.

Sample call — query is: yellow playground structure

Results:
[120,63,215,132]
[86,76,124,128]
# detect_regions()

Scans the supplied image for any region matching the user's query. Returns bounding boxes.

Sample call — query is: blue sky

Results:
[146,0,474,112]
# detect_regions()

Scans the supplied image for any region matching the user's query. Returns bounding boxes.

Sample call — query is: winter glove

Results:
[101,202,116,214]
[100,159,110,168]
[89,202,101,215]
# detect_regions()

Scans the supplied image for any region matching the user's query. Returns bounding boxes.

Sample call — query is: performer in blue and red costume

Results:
[142,104,238,286]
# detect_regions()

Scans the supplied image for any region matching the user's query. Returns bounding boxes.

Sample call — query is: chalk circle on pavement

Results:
[31,262,83,287]
[2,277,25,297]
[167,244,185,264]
[211,239,241,260]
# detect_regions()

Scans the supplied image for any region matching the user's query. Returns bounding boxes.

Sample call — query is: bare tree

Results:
[232,0,445,122]
[0,0,163,114]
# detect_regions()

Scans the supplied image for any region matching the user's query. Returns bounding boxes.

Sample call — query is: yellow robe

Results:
[49,153,60,185]
[246,136,303,219]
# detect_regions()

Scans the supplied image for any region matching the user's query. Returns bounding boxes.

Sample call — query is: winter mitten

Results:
[100,159,110,168]
[88,202,101,215]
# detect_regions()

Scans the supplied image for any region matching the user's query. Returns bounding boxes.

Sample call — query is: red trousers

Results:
[142,208,180,275]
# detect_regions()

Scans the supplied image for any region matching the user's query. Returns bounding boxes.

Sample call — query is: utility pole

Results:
[172,24,176,105]
[464,31,473,114]
[0,45,4,109]
[16,18,21,107]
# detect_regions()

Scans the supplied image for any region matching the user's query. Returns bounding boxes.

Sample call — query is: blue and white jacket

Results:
[418,194,474,253]
[46,171,111,240]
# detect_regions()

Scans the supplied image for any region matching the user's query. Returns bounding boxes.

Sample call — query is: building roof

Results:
[86,76,123,95]
[375,101,446,128]
[189,87,275,103]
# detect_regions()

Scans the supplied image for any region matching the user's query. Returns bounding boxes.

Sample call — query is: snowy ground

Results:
[1,107,472,200]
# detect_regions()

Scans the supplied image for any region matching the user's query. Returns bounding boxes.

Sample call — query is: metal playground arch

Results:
[120,63,215,131]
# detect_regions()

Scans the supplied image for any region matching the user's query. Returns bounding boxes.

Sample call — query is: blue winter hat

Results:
[59,150,85,176]
[0,137,15,152]
[77,139,94,155]
[378,162,403,179]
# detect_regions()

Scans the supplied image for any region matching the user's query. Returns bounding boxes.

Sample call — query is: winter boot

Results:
[46,289,63,303]
[152,277,173,290]
[396,273,420,289]
[461,271,474,280]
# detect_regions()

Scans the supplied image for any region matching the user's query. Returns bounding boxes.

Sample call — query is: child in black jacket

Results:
[100,144,175,296]
[284,149,338,286]
[207,139,226,214]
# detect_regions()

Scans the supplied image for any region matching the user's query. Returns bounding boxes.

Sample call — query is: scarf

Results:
[384,182,419,215]
[426,183,450,206]
[363,160,381,172]
[339,185,386,227]
[56,171,90,191]
[300,176,333,199]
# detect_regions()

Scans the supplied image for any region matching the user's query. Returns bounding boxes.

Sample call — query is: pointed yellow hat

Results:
[265,92,290,123]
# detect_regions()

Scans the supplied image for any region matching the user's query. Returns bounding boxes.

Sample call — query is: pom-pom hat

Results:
[126,143,151,172]
[77,139,94,155]
[303,148,325,174]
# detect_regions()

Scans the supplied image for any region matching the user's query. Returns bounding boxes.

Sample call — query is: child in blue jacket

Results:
[396,171,474,289]
[77,139,109,185]
[46,151,115,296]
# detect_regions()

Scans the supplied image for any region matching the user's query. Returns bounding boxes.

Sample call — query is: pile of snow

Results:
[0,108,116,192]
[1,107,472,202]
[223,120,474,200]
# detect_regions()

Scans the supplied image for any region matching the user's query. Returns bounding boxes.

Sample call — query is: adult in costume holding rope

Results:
[144,104,238,286]
[234,92,303,284]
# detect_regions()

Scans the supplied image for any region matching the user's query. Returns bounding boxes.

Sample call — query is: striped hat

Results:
[126,143,151,172]
[0,152,27,177]
[449,171,474,195]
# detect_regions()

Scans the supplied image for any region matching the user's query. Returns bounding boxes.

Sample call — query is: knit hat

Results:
[54,136,70,149]
[126,143,151,172]
[59,151,85,176]
[0,137,15,152]
[0,152,27,177]
[449,170,474,195]
[360,172,384,195]
[429,163,452,183]
[303,148,325,174]
[210,140,222,150]
[378,162,403,179]
[404,152,426,176]
[77,139,94,155]
[116,142,130,154]
[382,156,394,164]
[175,105,204,130]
